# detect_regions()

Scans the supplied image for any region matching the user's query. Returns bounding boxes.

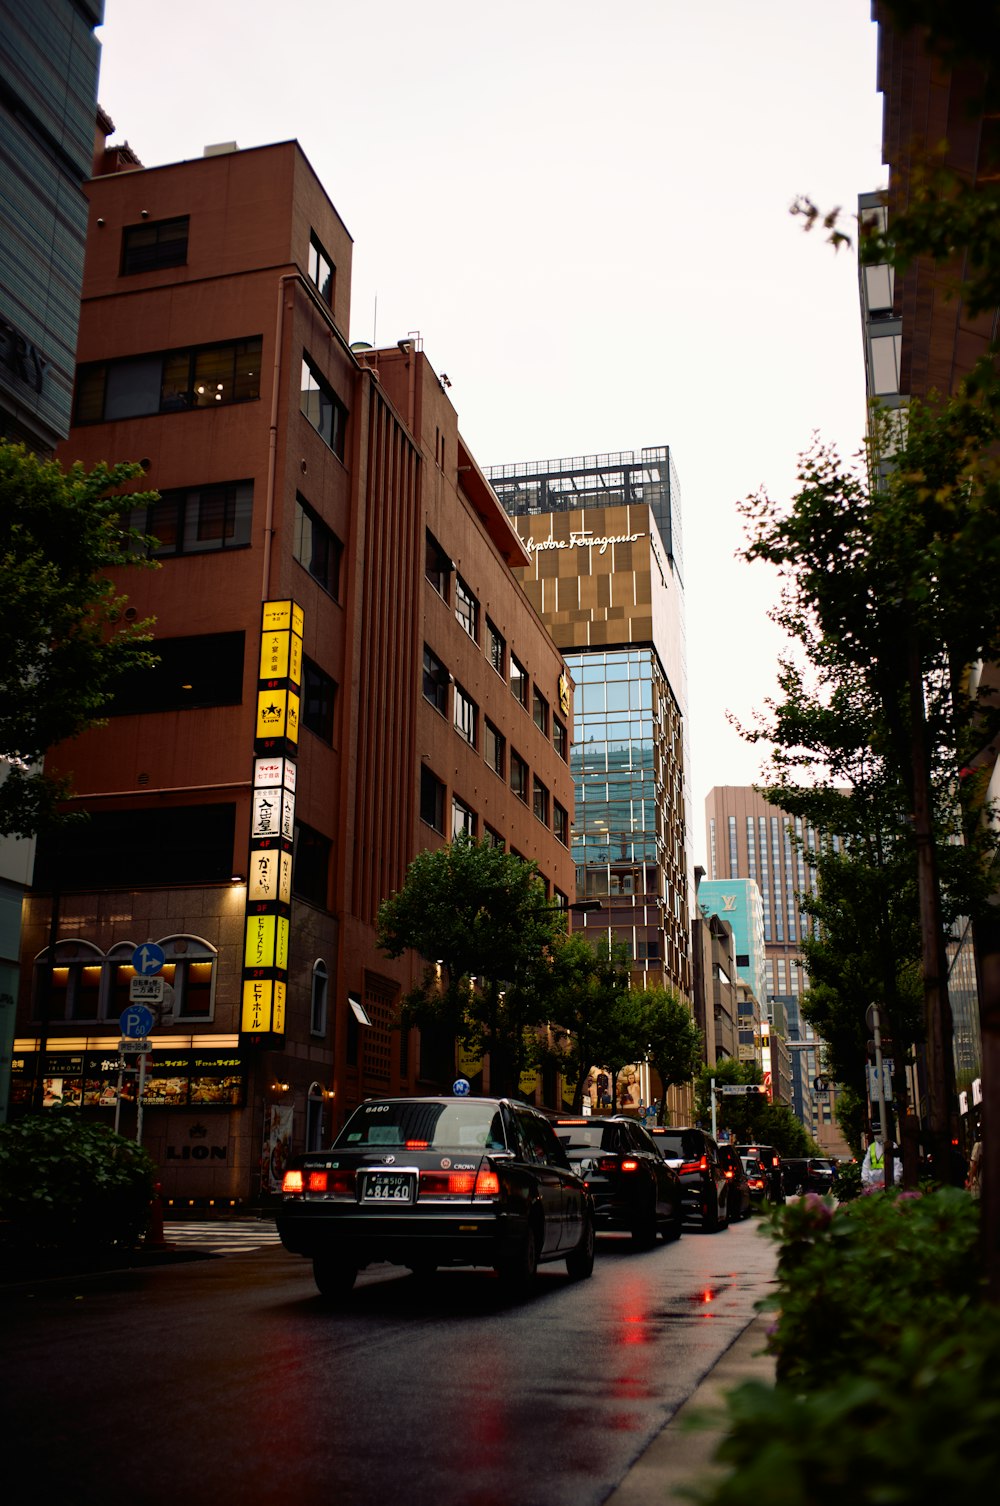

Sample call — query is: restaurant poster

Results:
[262,1103,293,1192]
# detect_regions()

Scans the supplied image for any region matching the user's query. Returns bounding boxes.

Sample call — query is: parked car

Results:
[553,1115,684,1246]
[717,1142,753,1220]
[806,1156,836,1195]
[780,1156,836,1197]
[648,1126,731,1231]
[740,1154,769,1208]
[276,1096,596,1299]
[735,1142,785,1203]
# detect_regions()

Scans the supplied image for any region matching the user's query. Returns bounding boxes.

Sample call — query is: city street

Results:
[0,1215,777,1506]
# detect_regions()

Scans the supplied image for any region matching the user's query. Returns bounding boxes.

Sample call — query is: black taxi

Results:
[276,1095,596,1299]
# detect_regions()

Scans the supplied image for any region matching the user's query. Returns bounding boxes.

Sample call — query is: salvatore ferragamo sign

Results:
[519,527,646,557]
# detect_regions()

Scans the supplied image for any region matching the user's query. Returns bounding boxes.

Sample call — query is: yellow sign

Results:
[519,1064,540,1096]
[286,690,300,743]
[241,977,287,1034]
[256,687,289,739]
[244,913,289,970]
[558,672,570,716]
[289,631,302,688]
[260,630,291,681]
[261,599,303,634]
[458,1044,483,1079]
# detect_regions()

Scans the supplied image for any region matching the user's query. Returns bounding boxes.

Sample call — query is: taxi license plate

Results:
[363,1172,413,1202]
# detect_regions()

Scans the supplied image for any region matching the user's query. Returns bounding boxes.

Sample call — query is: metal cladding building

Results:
[10,130,576,1204]
[486,449,692,1005]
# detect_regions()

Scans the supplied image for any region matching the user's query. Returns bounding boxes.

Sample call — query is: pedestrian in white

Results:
[861,1138,902,1188]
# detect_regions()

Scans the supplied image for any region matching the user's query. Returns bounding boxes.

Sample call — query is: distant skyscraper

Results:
[487,448,691,996]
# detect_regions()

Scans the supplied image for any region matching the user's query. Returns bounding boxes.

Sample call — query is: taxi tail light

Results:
[298,1168,355,1198]
[416,1167,500,1199]
[282,1170,304,1195]
[724,1168,735,1179]
[595,1156,621,1173]
[620,1158,640,1173]
[680,1155,708,1176]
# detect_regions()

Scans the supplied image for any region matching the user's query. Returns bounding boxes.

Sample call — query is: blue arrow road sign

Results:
[120,1004,155,1038]
[132,942,165,976]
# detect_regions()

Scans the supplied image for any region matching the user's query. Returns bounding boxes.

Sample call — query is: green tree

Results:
[543,934,633,1112]
[0,443,157,837]
[738,393,1000,1184]
[694,1060,815,1156]
[632,985,702,1125]
[375,833,567,1096]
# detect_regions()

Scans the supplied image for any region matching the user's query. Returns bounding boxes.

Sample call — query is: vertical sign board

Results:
[241,600,303,1047]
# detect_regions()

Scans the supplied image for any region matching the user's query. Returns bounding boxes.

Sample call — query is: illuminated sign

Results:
[241,977,287,1034]
[558,673,570,715]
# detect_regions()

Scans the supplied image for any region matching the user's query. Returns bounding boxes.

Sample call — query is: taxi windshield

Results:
[336,1100,508,1151]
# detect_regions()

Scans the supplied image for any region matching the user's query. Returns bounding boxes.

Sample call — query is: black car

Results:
[648,1126,731,1231]
[553,1115,684,1247]
[276,1095,595,1299]
[741,1154,769,1208]
[717,1142,753,1220]
[736,1143,785,1204]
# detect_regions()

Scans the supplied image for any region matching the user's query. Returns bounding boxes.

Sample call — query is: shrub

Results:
[687,1308,1000,1506]
[684,1187,992,1506]
[0,1114,156,1260]
[760,1186,983,1388]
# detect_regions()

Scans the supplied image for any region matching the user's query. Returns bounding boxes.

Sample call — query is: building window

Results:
[483,825,505,851]
[510,751,528,802]
[34,942,104,1022]
[303,657,336,744]
[75,336,262,423]
[533,776,549,826]
[510,655,528,708]
[452,795,476,839]
[554,800,568,846]
[293,494,342,597]
[162,939,217,1020]
[292,821,331,907]
[308,231,335,306]
[422,646,449,714]
[425,529,451,597]
[553,717,568,761]
[310,960,329,1036]
[455,576,479,641]
[420,766,445,832]
[487,618,505,678]
[453,684,477,746]
[130,480,253,557]
[109,632,244,714]
[121,216,189,275]
[300,354,348,459]
[532,688,549,737]
[484,719,505,777]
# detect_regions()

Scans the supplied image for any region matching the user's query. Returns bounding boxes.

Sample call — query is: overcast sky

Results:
[96,0,886,864]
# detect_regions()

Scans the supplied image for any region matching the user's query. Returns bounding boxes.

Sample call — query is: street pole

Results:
[136,1052,147,1146]
[871,1002,893,1190]
[710,1077,717,1141]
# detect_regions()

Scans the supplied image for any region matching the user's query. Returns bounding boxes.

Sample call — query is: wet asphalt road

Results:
[0,1214,777,1506]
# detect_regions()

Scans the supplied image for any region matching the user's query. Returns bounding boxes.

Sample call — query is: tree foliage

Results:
[0,443,157,837]
[632,985,702,1125]
[543,934,635,1111]
[693,1059,816,1156]
[376,834,568,1094]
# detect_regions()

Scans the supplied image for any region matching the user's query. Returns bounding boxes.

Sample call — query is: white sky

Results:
[96,0,886,865]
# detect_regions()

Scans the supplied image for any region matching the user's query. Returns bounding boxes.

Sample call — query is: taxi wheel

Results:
[312,1254,357,1299]
[566,1212,595,1280]
[497,1221,539,1295]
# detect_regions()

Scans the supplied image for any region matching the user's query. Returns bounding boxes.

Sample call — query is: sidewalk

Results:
[606,1313,776,1506]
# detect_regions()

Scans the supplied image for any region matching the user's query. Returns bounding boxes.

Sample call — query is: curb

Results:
[605,1314,776,1505]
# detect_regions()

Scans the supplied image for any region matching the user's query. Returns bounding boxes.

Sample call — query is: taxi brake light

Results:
[724,1168,735,1179]
[620,1158,640,1173]
[474,1167,500,1197]
[680,1155,708,1175]
[406,1140,430,1148]
[307,1170,328,1193]
[282,1169,304,1194]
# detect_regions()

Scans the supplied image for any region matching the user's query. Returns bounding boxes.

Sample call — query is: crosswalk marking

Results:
[160,1220,282,1255]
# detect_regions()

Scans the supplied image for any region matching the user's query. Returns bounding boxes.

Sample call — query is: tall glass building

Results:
[487,448,691,994]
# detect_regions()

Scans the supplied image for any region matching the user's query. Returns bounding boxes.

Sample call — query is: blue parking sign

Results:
[120,1004,155,1038]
